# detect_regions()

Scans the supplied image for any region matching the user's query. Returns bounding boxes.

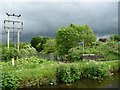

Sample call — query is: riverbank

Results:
[1,57,120,90]
[41,72,120,88]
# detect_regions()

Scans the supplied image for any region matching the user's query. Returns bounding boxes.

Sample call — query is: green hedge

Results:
[56,61,112,83]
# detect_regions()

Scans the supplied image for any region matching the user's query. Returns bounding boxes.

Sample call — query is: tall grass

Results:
[1,57,119,89]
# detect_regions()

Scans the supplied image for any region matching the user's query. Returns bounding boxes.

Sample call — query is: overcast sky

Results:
[0,0,119,42]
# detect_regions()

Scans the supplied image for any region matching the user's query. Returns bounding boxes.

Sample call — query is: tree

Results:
[31,36,41,48]
[56,24,96,55]
[30,36,48,52]
[43,38,56,54]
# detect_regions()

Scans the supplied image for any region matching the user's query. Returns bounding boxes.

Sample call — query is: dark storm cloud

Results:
[1,2,118,42]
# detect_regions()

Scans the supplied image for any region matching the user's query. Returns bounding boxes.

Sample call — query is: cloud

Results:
[1,2,118,42]
[0,0,119,2]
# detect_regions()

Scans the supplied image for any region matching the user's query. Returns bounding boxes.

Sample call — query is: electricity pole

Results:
[5,13,22,51]
[17,16,20,51]
[7,15,10,49]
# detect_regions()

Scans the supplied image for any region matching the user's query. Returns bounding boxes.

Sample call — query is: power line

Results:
[4,13,23,51]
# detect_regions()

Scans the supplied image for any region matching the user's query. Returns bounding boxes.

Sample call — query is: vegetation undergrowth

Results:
[1,57,119,90]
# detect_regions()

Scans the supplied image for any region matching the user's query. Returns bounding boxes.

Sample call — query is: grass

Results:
[1,57,59,88]
[1,57,120,89]
[104,61,120,72]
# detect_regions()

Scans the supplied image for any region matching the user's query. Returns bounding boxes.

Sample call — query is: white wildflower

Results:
[108,65,111,68]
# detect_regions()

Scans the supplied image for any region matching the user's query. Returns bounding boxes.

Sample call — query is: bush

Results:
[19,44,37,58]
[95,43,119,60]
[68,46,83,62]
[2,47,19,61]
[68,42,119,62]
[2,44,37,61]
[2,72,21,90]
[17,56,43,69]
[56,61,112,84]
[56,64,81,83]
[81,61,111,79]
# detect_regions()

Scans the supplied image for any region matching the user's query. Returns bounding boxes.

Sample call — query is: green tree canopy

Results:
[43,38,56,54]
[56,24,96,55]
[30,36,48,52]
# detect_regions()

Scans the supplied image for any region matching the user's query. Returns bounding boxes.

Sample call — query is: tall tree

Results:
[56,24,96,55]
[31,36,41,49]
[30,36,48,52]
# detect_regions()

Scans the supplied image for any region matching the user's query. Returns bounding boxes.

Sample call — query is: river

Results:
[41,72,120,89]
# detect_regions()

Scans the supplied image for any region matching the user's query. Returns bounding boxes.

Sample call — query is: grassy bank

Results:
[1,57,120,90]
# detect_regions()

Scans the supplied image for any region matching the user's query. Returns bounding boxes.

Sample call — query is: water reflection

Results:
[42,72,120,88]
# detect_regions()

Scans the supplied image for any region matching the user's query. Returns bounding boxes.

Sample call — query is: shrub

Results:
[19,44,37,58]
[57,65,72,83]
[68,46,83,62]
[2,47,19,61]
[96,43,119,60]
[17,56,43,69]
[68,42,119,62]
[56,64,81,83]
[2,72,21,90]
[81,61,111,79]
[56,61,112,84]
[70,65,81,80]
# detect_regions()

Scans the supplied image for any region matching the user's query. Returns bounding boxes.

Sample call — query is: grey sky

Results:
[0,1,118,42]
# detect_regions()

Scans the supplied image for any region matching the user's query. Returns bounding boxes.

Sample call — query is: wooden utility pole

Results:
[5,13,22,51]
[17,17,20,51]
[7,15,10,49]
[4,13,23,66]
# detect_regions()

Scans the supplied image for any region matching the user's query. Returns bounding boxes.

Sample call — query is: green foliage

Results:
[105,61,120,72]
[2,47,19,61]
[56,24,96,55]
[43,38,56,54]
[0,57,58,88]
[68,45,102,62]
[19,44,37,58]
[30,36,48,52]
[81,61,111,79]
[96,42,119,60]
[17,56,43,69]
[2,72,21,90]
[1,43,37,61]
[68,41,119,62]
[57,61,112,83]
[56,64,81,83]
[0,57,119,88]
[30,36,41,49]
[20,42,29,49]
[68,46,83,62]
[110,34,120,41]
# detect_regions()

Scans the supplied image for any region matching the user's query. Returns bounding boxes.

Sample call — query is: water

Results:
[42,72,120,88]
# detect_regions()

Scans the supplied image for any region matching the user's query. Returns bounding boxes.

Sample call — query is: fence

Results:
[36,52,59,60]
